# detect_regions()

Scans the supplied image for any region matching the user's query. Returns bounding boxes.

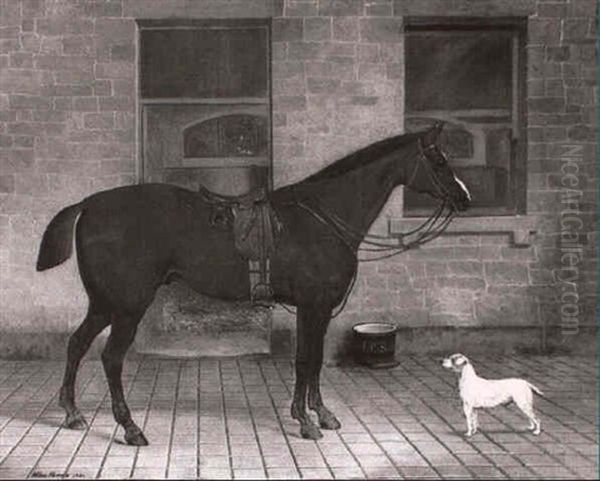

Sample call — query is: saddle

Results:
[198,185,282,307]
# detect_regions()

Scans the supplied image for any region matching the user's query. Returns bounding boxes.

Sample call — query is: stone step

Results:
[134,330,270,358]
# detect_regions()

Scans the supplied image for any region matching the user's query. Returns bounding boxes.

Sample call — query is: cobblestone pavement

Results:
[0,355,596,479]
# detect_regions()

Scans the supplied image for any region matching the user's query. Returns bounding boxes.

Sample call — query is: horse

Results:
[36,122,471,445]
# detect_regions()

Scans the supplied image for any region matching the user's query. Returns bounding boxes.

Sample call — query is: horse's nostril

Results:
[456,200,469,211]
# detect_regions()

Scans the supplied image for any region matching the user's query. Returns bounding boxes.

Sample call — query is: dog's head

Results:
[442,353,470,373]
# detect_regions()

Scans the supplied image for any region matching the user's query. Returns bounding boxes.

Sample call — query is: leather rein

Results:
[295,138,457,263]
[278,138,458,318]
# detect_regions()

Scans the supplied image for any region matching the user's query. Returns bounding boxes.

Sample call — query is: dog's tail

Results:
[527,382,544,397]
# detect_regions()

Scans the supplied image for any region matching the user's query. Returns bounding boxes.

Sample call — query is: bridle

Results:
[407,138,457,205]
[296,137,458,258]
[281,135,459,317]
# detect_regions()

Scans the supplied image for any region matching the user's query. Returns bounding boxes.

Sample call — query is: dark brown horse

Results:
[36,123,470,445]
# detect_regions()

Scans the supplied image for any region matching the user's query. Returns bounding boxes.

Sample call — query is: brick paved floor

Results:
[0,355,596,479]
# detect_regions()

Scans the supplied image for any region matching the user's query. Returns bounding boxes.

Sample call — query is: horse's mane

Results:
[297,130,421,186]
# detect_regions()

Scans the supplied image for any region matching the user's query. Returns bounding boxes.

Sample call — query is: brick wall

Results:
[271,0,598,360]
[1,0,138,356]
[0,0,596,360]
[271,3,403,187]
[525,0,597,344]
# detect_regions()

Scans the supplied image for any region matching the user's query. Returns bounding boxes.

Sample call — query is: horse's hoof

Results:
[300,424,323,440]
[125,429,149,446]
[319,414,341,430]
[64,414,88,430]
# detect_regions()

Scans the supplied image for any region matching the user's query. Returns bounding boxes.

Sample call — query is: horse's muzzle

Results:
[451,191,471,212]
[455,197,470,211]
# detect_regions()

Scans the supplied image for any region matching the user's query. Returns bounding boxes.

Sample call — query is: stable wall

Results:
[0,0,597,360]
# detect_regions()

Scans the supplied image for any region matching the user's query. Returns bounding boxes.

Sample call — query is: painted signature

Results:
[31,472,86,479]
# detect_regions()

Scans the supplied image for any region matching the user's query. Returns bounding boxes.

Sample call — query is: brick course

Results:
[0,0,596,360]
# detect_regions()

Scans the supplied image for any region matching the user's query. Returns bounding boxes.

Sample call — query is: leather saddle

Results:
[198,185,282,307]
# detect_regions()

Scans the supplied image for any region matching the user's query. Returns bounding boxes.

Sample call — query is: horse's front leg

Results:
[291,306,322,440]
[308,372,341,430]
[307,314,341,430]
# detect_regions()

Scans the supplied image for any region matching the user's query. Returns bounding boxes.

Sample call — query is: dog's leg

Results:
[515,398,541,435]
[463,404,475,437]
[526,410,541,435]
[471,409,479,434]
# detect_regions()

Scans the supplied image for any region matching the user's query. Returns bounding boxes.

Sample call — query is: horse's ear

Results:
[423,121,444,144]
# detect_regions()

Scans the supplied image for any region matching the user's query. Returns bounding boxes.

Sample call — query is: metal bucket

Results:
[353,322,399,369]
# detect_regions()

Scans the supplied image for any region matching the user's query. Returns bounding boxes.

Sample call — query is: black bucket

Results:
[353,322,399,369]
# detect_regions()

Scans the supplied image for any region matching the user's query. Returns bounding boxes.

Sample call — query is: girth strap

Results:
[199,185,282,307]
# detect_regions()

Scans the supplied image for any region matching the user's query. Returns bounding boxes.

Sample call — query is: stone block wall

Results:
[0,0,596,360]
[1,0,137,356]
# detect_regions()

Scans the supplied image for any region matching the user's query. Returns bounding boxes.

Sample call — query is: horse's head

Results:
[405,123,471,212]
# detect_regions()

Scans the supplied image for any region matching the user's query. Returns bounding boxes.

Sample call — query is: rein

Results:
[295,138,457,262]
[286,197,453,318]
[298,196,454,262]
[277,139,457,318]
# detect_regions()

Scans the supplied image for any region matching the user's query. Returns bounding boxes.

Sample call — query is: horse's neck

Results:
[310,148,415,244]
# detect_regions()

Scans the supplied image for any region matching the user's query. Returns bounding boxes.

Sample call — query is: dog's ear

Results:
[454,355,467,367]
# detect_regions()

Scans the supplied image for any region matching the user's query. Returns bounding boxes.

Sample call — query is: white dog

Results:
[442,353,543,437]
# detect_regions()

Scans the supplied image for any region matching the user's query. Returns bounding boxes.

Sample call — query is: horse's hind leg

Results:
[101,316,147,446]
[59,303,110,429]
[307,314,341,430]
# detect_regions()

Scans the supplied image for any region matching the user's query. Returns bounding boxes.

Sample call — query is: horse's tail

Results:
[527,382,544,397]
[36,202,83,271]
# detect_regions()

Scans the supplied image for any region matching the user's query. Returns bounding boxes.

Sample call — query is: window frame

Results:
[402,17,528,217]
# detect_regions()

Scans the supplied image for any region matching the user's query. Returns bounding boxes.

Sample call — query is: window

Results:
[403,18,527,216]
[140,20,268,99]
[139,19,271,196]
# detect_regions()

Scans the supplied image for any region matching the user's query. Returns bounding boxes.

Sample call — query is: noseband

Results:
[406,138,456,206]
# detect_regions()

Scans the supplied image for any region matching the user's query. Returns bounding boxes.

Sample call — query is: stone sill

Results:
[395,0,537,17]
[124,0,282,18]
[389,215,538,246]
